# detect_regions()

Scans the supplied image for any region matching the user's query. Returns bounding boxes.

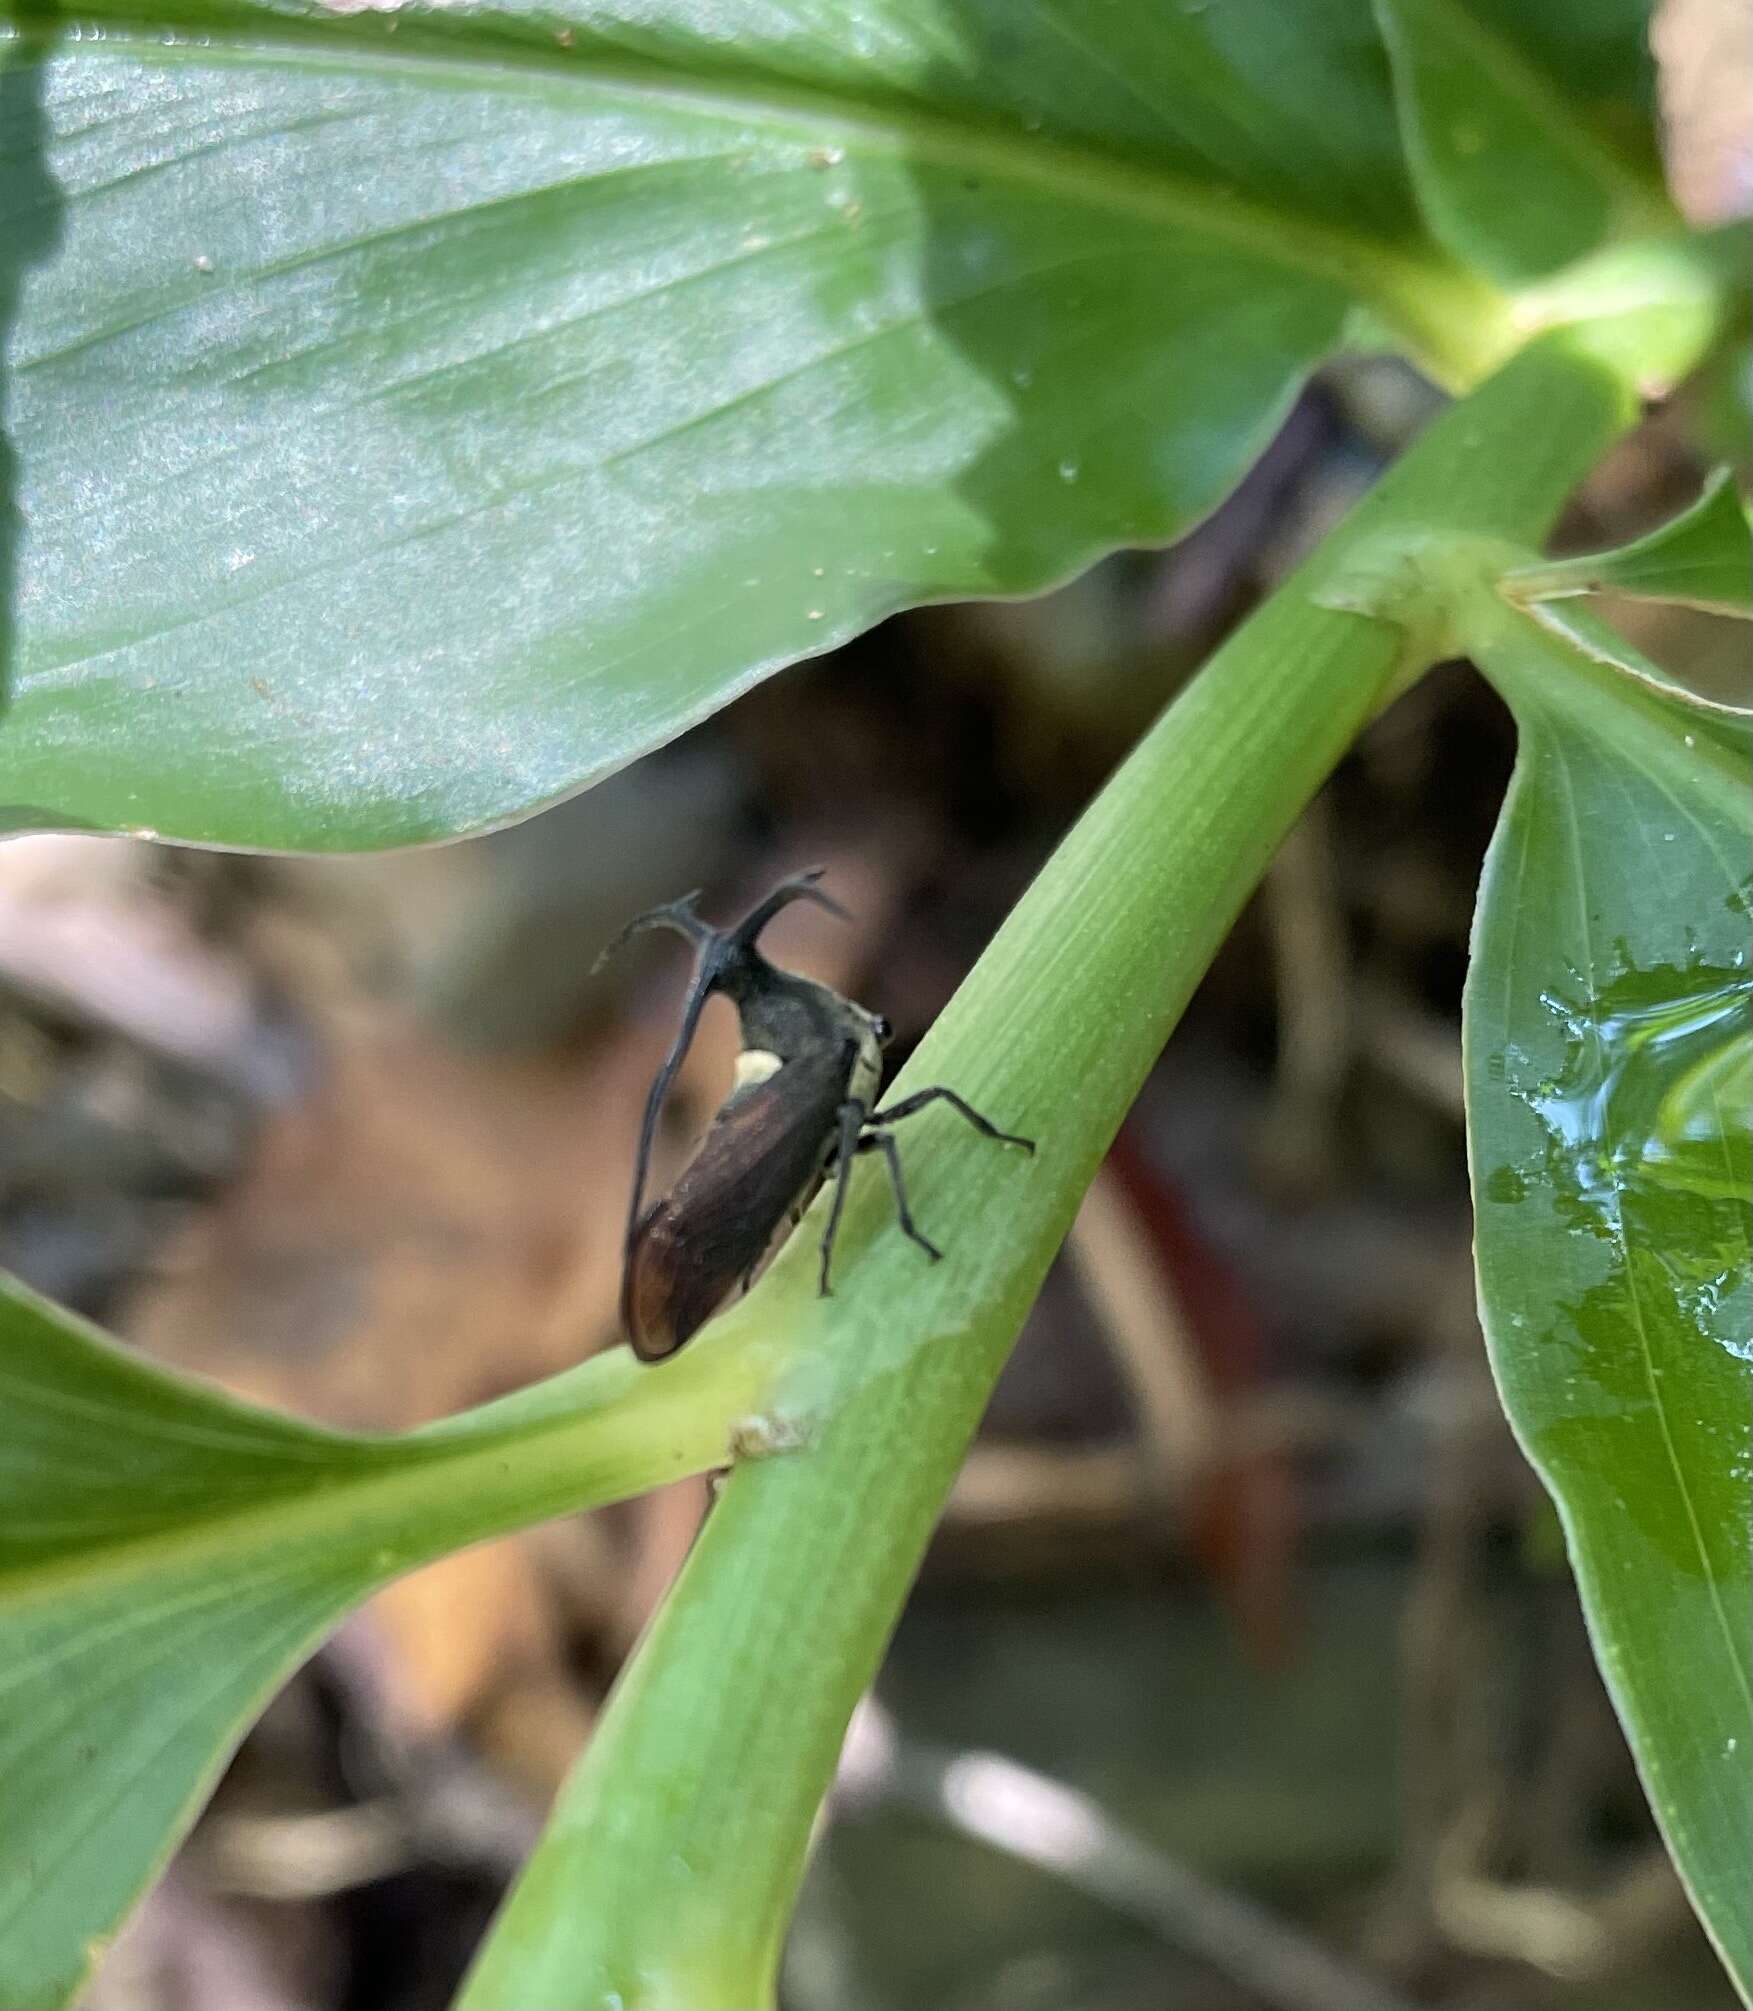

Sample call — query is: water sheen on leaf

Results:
[1467,606,1753,1991]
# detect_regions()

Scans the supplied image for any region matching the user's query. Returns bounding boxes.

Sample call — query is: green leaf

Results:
[1503,467,1753,617]
[1466,604,1753,1994]
[1375,0,1672,282]
[0,1274,770,2010]
[454,331,1655,2011]
[0,0,1519,850]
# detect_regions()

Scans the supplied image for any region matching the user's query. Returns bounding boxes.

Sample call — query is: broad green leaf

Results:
[0,0,1522,850]
[1466,603,1753,1993]
[1503,466,1753,618]
[0,1274,768,2010]
[1376,0,1672,282]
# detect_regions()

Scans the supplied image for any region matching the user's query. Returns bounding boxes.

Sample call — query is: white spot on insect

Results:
[732,1048,783,1092]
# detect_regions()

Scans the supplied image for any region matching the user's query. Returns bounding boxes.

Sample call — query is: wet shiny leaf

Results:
[1468,603,1752,1992]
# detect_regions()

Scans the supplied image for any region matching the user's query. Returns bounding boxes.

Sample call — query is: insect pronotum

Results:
[598,870,1034,1361]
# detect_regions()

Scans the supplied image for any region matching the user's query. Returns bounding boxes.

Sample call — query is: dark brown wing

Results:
[621,1043,852,1360]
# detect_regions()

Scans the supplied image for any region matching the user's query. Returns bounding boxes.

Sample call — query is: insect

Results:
[598,870,1034,1361]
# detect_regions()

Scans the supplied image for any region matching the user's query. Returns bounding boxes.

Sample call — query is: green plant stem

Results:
[329,1332,785,1577]
[0,1285,777,1603]
[455,322,1684,2011]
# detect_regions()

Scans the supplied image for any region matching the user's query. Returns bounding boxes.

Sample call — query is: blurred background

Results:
[5,321,1748,2009]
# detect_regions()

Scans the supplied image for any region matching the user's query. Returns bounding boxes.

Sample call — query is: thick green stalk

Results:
[455,324,1685,2011]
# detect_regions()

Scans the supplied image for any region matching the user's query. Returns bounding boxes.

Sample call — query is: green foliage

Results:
[455,333,1666,2010]
[0,1278,770,2008]
[0,0,1746,2006]
[3,0,1511,849]
[1466,600,1752,1985]
[1375,0,1670,280]
[1503,466,1753,616]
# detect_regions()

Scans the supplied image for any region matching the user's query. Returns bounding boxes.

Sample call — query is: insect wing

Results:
[621,1044,851,1359]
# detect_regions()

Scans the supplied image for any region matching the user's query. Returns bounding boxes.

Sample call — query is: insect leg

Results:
[856,1127,942,1263]
[817,1098,868,1297]
[874,1084,1034,1152]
